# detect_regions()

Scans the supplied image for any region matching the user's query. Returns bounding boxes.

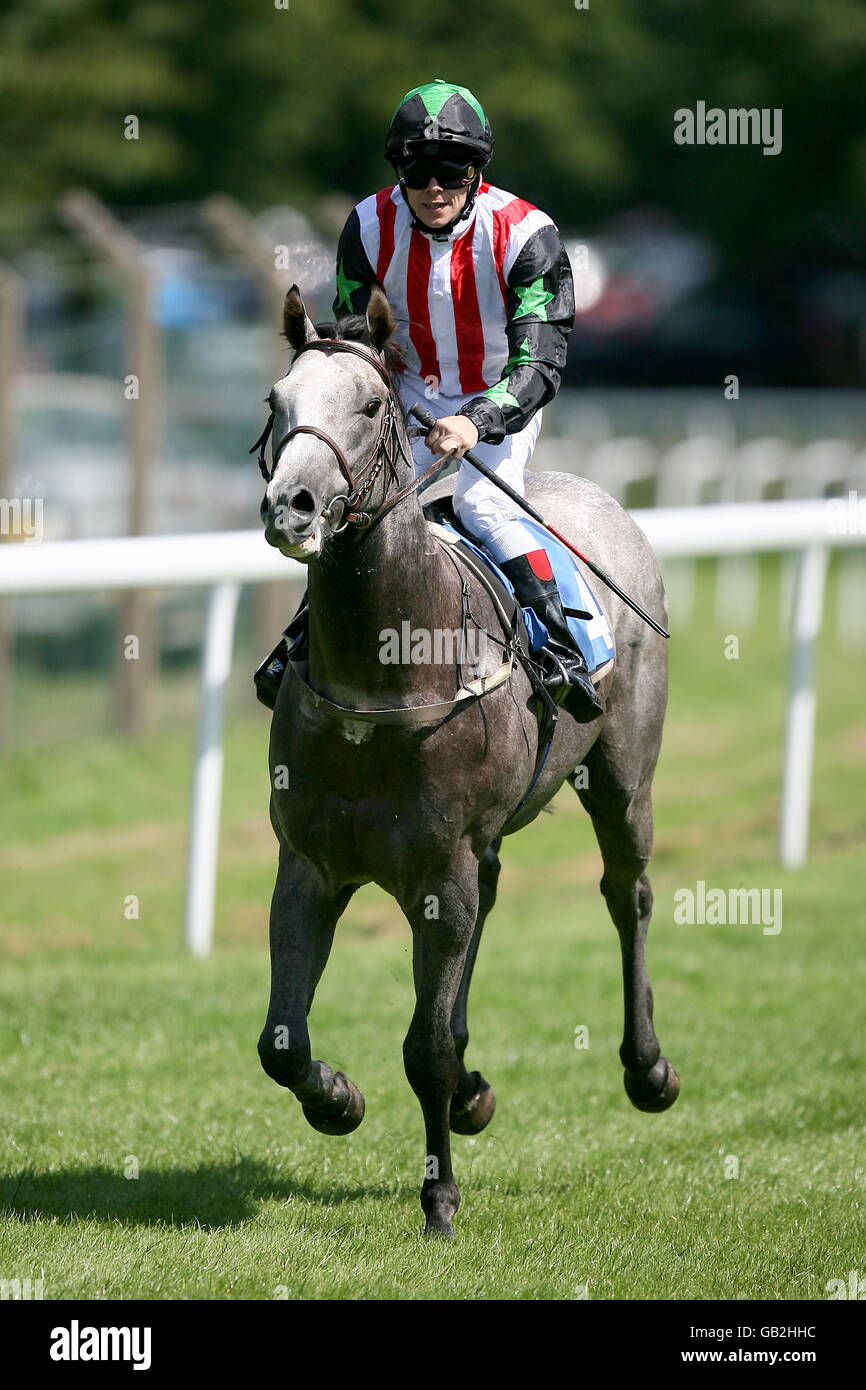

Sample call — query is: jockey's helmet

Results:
[385,80,493,236]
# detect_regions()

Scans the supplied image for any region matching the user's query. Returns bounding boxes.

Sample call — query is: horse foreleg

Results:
[449,836,501,1135]
[257,844,363,1134]
[577,771,680,1113]
[402,842,479,1238]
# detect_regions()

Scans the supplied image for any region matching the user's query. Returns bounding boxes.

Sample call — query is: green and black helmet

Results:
[385,80,493,236]
[385,79,494,166]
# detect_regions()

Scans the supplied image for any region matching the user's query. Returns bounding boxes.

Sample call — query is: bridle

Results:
[250,338,447,537]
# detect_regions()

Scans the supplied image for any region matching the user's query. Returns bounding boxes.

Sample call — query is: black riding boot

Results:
[253,592,309,710]
[500,554,603,723]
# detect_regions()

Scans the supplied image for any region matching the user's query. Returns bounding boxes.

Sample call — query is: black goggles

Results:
[399,157,477,190]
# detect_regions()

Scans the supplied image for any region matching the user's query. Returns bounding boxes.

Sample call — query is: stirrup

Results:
[540,645,603,723]
[539,648,572,707]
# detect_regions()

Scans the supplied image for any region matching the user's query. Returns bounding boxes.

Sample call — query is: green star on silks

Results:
[335,258,363,312]
[513,274,554,321]
[483,336,536,412]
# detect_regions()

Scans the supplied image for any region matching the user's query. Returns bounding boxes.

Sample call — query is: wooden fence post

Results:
[60,190,159,735]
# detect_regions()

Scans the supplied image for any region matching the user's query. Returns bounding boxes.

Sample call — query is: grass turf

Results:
[1,558,864,1299]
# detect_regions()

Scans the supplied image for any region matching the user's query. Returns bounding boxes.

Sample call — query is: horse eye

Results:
[363,398,382,418]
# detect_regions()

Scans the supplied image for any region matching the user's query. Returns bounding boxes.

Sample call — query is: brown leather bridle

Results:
[250,338,447,535]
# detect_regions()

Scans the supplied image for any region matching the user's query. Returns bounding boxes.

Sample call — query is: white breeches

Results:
[396,375,543,565]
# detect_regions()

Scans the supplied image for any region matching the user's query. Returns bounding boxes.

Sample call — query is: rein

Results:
[250,337,447,536]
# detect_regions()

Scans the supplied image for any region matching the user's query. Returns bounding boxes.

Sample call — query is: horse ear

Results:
[366,285,396,352]
[283,285,318,351]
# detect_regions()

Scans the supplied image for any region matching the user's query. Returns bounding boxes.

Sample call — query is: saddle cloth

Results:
[422,500,616,677]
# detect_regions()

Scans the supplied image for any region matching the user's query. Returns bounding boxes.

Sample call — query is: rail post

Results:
[779,545,828,868]
[184,580,241,957]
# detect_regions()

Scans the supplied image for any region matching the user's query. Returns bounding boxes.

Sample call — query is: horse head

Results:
[259,284,407,561]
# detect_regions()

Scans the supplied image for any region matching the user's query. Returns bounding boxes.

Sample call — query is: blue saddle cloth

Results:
[437,518,616,676]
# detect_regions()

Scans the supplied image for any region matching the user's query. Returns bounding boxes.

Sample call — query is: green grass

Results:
[1,558,865,1299]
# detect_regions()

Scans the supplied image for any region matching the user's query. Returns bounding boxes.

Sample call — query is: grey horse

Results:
[256,284,679,1239]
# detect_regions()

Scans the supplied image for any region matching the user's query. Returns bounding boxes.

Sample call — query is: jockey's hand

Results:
[425,414,479,459]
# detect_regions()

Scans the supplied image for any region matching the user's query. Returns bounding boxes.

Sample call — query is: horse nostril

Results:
[291,489,316,516]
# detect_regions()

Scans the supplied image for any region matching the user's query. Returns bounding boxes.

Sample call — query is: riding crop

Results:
[409,404,670,639]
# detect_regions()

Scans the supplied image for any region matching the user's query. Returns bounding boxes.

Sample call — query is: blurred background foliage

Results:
[1,0,864,269]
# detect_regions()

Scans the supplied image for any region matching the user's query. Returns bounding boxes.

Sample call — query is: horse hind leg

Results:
[448,837,501,1136]
[576,764,680,1113]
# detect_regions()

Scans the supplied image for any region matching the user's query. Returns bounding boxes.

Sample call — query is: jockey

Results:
[256,79,601,721]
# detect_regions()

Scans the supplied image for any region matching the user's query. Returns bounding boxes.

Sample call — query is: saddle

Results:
[422,495,539,654]
[422,493,615,682]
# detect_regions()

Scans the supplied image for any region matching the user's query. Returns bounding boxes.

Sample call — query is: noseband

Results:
[250,338,448,535]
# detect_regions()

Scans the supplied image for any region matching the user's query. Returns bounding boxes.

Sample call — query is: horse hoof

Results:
[424,1219,456,1240]
[450,1072,496,1135]
[624,1058,680,1113]
[302,1072,365,1135]
[422,1195,458,1239]
[421,1178,459,1238]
